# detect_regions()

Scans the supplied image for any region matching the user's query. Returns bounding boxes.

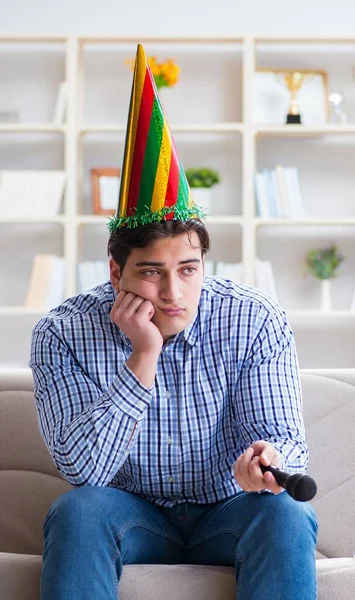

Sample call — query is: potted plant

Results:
[304,244,344,311]
[185,167,221,213]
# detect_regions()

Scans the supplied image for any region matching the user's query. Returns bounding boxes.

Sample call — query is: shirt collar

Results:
[182,308,200,346]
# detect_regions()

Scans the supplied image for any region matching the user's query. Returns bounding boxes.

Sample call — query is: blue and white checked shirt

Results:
[30,277,308,507]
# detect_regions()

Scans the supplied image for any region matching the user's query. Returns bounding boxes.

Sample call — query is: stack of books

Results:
[78,261,109,293]
[25,254,66,310]
[254,257,278,301]
[206,259,278,301]
[349,286,355,312]
[215,261,244,282]
[0,170,66,218]
[255,165,306,219]
[205,261,244,283]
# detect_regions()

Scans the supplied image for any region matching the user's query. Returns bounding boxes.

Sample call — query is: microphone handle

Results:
[260,463,289,488]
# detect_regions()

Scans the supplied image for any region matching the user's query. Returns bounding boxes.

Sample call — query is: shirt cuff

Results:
[108,363,153,421]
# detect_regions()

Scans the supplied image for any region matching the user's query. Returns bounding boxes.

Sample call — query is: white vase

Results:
[320,279,332,311]
[190,187,212,213]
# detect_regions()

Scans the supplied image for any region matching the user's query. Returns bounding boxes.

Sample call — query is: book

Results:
[254,258,278,302]
[274,165,292,218]
[255,165,306,220]
[25,254,66,310]
[285,167,306,219]
[350,284,355,312]
[0,170,66,217]
[78,261,109,293]
[255,172,271,218]
[204,260,215,276]
[215,261,244,283]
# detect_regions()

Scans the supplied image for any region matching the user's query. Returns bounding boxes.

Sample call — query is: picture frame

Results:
[253,68,329,126]
[91,168,120,216]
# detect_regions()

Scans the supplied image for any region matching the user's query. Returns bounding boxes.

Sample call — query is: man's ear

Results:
[109,258,121,293]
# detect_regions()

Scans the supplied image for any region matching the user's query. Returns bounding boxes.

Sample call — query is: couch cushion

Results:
[0,384,72,554]
[0,471,71,554]
[1,554,355,600]
[0,552,41,600]
[302,372,355,558]
[0,390,59,476]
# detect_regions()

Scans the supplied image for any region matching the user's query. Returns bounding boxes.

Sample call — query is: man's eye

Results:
[182,267,196,275]
[142,270,159,276]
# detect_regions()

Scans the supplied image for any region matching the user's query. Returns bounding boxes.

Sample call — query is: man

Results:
[30,45,317,600]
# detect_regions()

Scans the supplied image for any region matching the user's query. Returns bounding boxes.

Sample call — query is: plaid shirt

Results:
[30,277,308,507]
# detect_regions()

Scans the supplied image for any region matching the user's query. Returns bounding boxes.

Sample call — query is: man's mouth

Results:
[160,307,185,316]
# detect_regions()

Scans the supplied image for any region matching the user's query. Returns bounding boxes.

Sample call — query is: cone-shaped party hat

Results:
[108,44,205,232]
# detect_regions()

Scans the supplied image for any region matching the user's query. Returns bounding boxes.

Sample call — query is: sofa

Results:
[0,368,355,600]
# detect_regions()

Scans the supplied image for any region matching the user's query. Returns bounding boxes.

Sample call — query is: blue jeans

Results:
[41,486,318,600]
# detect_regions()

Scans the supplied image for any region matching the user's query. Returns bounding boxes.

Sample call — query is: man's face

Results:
[110,232,204,340]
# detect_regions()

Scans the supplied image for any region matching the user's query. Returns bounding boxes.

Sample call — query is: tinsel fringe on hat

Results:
[108,202,206,233]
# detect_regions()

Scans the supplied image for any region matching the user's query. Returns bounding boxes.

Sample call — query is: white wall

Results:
[1,0,355,36]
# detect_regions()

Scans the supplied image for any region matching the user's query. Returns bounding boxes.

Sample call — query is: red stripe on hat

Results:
[126,70,155,215]
[165,140,180,209]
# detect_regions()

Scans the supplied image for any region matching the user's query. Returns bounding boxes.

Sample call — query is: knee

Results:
[44,486,108,534]
[257,492,318,546]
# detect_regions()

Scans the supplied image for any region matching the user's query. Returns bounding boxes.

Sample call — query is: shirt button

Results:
[165,390,171,399]
[167,436,173,444]
[168,476,174,483]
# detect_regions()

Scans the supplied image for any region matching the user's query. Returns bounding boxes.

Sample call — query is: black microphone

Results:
[260,464,317,502]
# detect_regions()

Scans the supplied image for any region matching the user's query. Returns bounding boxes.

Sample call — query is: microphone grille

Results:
[286,474,317,502]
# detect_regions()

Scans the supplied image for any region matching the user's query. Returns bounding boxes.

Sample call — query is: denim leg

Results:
[185,491,318,600]
[41,486,184,600]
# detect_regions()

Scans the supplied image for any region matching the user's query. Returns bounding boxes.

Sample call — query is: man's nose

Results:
[160,276,183,303]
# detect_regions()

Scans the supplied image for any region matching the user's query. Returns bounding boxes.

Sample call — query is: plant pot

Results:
[320,279,332,311]
[190,187,212,213]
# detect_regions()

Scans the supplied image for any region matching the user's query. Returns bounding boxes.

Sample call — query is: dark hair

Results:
[107,219,211,273]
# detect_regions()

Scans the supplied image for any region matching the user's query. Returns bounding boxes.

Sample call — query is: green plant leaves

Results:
[305,244,344,280]
[185,167,220,188]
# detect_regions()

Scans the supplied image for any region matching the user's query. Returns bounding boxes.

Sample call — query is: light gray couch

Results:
[1,368,355,600]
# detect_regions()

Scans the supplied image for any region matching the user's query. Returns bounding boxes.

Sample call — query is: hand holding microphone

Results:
[259,463,317,502]
[233,441,317,501]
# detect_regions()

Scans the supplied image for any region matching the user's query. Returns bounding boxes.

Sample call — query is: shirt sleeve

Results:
[235,302,308,474]
[29,321,153,487]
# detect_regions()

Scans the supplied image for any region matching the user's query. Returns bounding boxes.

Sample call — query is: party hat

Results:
[108,44,205,232]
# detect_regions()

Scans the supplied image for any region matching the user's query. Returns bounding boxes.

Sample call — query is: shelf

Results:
[0,307,47,316]
[76,215,244,226]
[254,125,355,138]
[79,123,244,135]
[206,216,243,224]
[0,216,66,224]
[0,36,67,43]
[254,36,355,44]
[287,311,355,327]
[0,124,66,134]
[255,218,355,227]
[78,36,243,45]
[77,215,112,225]
[80,123,355,138]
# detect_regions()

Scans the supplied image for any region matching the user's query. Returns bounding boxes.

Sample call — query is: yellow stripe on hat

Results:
[151,121,172,212]
[119,44,146,217]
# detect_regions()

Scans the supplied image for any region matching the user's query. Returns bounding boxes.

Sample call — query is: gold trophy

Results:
[283,71,305,124]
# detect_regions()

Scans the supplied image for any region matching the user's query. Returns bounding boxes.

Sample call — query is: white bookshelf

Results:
[1,34,355,368]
